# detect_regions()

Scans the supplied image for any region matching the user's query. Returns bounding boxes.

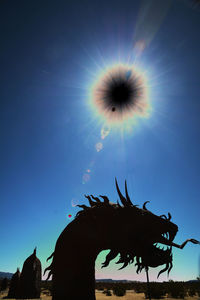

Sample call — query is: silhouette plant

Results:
[188,288,196,297]
[103,289,112,296]
[113,284,126,296]
[168,281,186,299]
[144,283,166,299]
[0,278,8,291]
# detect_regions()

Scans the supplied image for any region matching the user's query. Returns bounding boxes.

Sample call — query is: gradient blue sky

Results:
[0,0,200,282]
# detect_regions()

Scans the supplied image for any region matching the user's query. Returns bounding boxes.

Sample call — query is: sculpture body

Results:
[18,248,41,299]
[45,179,199,300]
[7,268,20,298]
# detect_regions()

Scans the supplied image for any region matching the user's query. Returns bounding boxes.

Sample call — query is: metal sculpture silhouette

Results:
[18,248,41,299]
[7,268,20,298]
[45,179,199,300]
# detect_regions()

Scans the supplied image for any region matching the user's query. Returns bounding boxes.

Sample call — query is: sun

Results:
[89,63,151,129]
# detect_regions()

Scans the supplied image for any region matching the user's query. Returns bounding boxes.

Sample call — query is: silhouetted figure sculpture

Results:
[7,268,20,298]
[18,248,41,299]
[45,179,200,300]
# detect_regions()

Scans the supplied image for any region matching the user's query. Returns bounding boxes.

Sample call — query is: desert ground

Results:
[0,290,200,300]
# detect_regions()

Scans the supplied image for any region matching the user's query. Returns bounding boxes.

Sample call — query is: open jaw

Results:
[155,229,178,248]
[134,242,174,277]
[153,243,172,253]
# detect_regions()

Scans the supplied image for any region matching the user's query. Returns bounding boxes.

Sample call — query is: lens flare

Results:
[101,125,110,139]
[95,142,103,152]
[134,40,146,57]
[90,64,150,126]
[67,213,73,220]
[82,173,90,184]
[71,198,79,207]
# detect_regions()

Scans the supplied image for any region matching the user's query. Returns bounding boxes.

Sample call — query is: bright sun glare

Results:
[89,63,151,132]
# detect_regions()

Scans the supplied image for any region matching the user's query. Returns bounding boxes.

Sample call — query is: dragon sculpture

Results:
[45,179,199,300]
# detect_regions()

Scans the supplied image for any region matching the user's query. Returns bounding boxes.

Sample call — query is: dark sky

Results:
[0,0,200,281]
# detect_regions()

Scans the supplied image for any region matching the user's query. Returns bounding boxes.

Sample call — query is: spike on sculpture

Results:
[45,179,200,300]
[18,248,41,299]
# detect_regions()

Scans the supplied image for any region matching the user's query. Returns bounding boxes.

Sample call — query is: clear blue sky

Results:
[0,0,200,282]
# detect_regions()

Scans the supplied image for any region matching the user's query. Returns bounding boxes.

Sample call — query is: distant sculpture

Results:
[45,179,199,300]
[18,248,41,299]
[7,268,20,298]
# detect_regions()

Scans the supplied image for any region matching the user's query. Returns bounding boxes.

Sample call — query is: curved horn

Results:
[43,264,52,276]
[125,180,133,206]
[160,214,167,219]
[117,200,122,208]
[101,250,119,268]
[143,201,150,210]
[167,261,173,275]
[115,178,128,207]
[46,270,53,281]
[135,263,140,274]
[46,252,54,262]
[157,263,169,278]
[84,195,96,207]
[167,212,172,221]
[99,195,109,204]
[118,261,129,270]
[91,195,101,203]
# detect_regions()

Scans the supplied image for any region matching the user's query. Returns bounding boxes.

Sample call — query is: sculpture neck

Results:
[52,218,103,300]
